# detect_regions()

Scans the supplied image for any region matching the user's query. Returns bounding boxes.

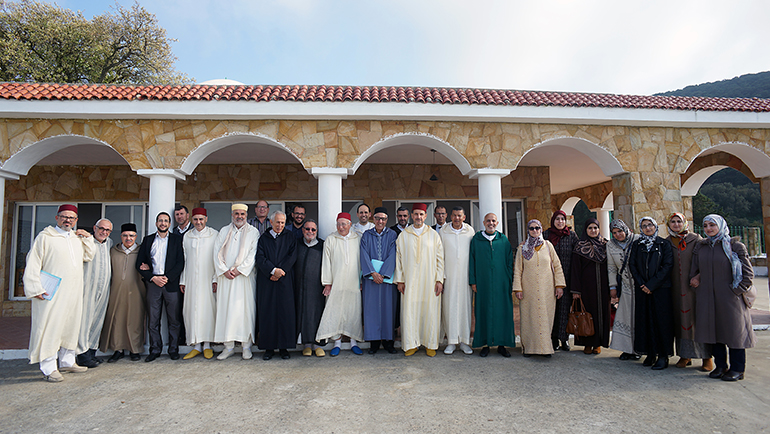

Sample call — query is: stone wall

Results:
[551,181,613,211]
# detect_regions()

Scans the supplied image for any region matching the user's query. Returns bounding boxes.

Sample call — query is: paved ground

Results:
[0,331,767,434]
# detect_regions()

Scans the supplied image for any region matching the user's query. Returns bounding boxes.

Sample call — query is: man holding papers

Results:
[360,207,399,354]
[23,204,96,382]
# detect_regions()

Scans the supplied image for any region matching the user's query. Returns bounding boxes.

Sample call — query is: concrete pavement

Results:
[0,331,767,433]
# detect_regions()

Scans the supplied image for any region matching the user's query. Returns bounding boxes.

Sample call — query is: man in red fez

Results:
[23,204,97,382]
[394,203,445,357]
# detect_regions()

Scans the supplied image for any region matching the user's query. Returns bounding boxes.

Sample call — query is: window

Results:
[10,202,146,301]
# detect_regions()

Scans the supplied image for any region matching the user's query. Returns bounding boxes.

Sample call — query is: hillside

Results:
[655,71,770,98]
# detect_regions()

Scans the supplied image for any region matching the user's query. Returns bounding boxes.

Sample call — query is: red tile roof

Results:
[1,82,769,112]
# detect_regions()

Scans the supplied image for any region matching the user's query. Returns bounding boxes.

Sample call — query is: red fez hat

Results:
[336,212,352,221]
[58,204,78,214]
[412,203,428,212]
[192,207,207,217]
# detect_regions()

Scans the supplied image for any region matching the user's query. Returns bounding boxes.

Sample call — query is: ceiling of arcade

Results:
[1,118,769,185]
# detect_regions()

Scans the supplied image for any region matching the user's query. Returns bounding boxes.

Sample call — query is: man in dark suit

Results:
[390,206,410,235]
[432,206,447,232]
[173,205,192,236]
[136,212,185,362]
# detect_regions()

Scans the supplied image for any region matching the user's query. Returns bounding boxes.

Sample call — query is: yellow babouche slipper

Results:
[203,349,214,359]
[314,348,326,357]
[183,349,201,360]
[404,348,418,356]
[303,347,313,356]
[426,349,436,357]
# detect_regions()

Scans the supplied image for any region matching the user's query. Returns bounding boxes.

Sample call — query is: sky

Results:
[55,0,770,96]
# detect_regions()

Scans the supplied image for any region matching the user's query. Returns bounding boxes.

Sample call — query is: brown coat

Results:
[100,244,147,354]
[689,238,755,349]
[667,232,701,340]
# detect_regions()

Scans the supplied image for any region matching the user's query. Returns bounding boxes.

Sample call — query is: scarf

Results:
[547,210,571,246]
[522,219,544,261]
[217,223,250,270]
[704,214,743,289]
[638,217,659,252]
[666,212,689,251]
[609,219,632,251]
[573,218,607,263]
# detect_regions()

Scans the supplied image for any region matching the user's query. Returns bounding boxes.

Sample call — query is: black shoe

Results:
[108,351,125,363]
[129,353,141,361]
[263,350,274,360]
[642,355,656,367]
[280,349,290,360]
[651,357,668,370]
[619,352,630,360]
[368,340,380,354]
[709,367,727,379]
[145,352,160,363]
[77,353,99,368]
[721,370,744,381]
[89,349,103,364]
[552,338,559,351]
[169,352,180,360]
[383,340,397,354]
[544,354,552,358]
[522,353,532,358]
[560,341,570,351]
[630,354,642,360]
[497,346,511,358]
[480,346,490,357]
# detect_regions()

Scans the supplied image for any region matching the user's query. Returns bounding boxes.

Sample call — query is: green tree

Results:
[0,0,191,84]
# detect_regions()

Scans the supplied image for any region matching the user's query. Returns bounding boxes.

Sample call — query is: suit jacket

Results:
[136,232,185,292]
[173,224,191,237]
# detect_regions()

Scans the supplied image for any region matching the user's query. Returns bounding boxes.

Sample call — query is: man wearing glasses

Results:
[248,200,271,235]
[288,204,307,239]
[432,206,448,232]
[294,219,327,357]
[76,219,114,368]
[23,204,96,382]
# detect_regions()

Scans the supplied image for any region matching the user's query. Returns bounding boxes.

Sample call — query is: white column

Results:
[310,168,348,239]
[470,169,511,230]
[137,169,185,234]
[0,171,20,276]
[591,207,612,240]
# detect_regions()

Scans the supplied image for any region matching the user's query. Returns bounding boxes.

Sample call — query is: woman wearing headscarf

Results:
[629,217,674,370]
[666,213,713,371]
[689,214,755,381]
[513,219,566,357]
[543,210,580,351]
[570,218,611,355]
[606,219,640,360]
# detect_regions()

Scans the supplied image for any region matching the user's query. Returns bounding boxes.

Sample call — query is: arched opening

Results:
[178,133,311,230]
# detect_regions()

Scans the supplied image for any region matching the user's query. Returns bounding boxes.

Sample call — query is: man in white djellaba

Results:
[180,208,219,360]
[213,204,260,360]
[24,204,96,382]
[76,218,113,368]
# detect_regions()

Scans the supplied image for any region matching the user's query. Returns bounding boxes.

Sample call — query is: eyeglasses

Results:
[256,206,269,209]
[96,227,112,232]
[641,224,655,229]
[293,212,306,216]
[373,216,387,221]
[528,226,541,231]
[58,215,77,221]
[303,227,317,232]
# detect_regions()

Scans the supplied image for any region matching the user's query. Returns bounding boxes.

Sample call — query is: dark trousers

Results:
[146,281,182,355]
[712,343,746,372]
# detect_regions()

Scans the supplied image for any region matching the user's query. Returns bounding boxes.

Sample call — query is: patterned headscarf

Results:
[522,219,544,261]
[638,217,659,252]
[666,212,689,251]
[609,219,632,250]
[547,210,570,246]
[573,218,607,263]
[703,214,743,289]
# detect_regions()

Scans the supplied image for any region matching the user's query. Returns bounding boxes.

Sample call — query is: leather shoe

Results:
[351,346,363,355]
[368,340,380,354]
[709,367,727,379]
[651,357,668,370]
[675,357,692,368]
[60,364,88,373]
[145,353,160,363]
[497,346,511,357]
[303,347,313,357]
[169,352,180,360]
[129,353,141,361]
[183,349,201,360]
[642,355,656,367]
[280,349,290,359]
[77,353,98,368]
[263,350,274,360]
[314,348,326,357]
[560,341,570,351]
[108,351,124,363]
[330,347,341,357]
[522,353,531,358]
[480,346,490,357]
[721,370,744,381]
[43,370,64,383]
[383,341,397,354]
[619,353,630,360]
[552,338,559,351]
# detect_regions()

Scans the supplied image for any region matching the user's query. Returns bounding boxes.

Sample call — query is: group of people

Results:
[23,201,756,384]
[530,211,756,382]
